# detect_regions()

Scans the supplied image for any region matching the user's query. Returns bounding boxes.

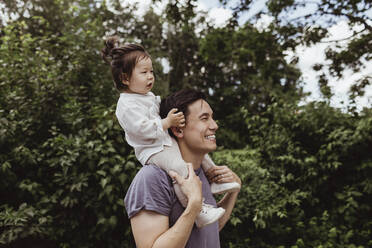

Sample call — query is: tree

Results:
[160,0,208,92]
[0,1,140,246]
[222,0,371,107]
[157,0,304,147]
[213,101,372,247]
[198,23,303,147]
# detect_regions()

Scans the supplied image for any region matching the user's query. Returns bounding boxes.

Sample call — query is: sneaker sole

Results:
[195,208,226,228]
[211,183,241,194]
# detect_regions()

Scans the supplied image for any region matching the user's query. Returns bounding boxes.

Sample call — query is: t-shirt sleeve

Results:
[124,165,175,219]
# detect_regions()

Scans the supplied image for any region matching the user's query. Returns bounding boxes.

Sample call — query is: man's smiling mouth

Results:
[205,135,216,140]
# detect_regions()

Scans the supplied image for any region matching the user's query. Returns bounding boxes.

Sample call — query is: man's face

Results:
[181,99,218,155]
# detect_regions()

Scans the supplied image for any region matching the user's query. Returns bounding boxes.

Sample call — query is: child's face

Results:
[123,57,154,94]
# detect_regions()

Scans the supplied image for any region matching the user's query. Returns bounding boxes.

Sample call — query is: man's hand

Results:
[205,165,241,187]
[162,108,185,130]
[169,163,203,212]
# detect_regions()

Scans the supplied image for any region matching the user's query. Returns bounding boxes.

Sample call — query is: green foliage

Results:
[224,0,372,101]
[211,101,371,247]
[162,0,208,92]
[199,25,302,147]
[0,1,140,246]
[1,0,371,247]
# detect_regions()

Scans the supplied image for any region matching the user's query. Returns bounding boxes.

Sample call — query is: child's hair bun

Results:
[101,36,119,64]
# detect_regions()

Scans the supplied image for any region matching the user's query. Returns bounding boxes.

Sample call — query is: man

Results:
[124,89,241,247]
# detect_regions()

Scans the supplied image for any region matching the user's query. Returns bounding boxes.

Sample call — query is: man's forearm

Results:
[152,202,199,248]
[217,191,239,231]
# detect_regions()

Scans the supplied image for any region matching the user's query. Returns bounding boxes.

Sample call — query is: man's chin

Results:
[205,144,217,152]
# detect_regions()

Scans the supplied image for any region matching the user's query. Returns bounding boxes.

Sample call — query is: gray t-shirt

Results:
[124,164,221,248]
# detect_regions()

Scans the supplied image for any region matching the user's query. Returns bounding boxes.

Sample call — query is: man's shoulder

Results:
[134,164,169,183]
[126,165,173,198]
[124,165,175,218]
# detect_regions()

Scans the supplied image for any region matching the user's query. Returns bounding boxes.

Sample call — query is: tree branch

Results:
[318,28,367,43]
[321,10,372,32]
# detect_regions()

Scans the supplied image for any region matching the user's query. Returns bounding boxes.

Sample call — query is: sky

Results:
[124,0,371,111]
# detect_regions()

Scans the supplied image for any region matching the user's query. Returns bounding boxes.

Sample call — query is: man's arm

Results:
[130,164,202,248]
[205,165,241,231]
[216,190,239,231]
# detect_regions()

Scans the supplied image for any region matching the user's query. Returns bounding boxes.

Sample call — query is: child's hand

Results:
[166,108,185,128]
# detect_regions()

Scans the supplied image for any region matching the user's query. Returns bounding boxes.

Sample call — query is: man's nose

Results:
[210,118,218,130]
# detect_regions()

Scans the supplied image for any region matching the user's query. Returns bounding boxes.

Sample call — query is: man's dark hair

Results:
[160,89,206,139]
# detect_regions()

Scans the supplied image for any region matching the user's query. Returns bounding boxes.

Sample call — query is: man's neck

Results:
[178,143,204,170]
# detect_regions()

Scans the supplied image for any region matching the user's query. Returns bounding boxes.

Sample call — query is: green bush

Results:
[0,11,140,247]
[213,102,372,247]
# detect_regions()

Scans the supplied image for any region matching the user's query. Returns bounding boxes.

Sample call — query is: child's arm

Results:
[119,104,172,142]
[161,108,185,131]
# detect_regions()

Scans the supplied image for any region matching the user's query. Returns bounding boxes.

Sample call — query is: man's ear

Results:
[170,127,184,138]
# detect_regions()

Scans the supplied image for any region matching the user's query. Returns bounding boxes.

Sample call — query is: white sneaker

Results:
[211,182,241,194]
[195,203,225,228]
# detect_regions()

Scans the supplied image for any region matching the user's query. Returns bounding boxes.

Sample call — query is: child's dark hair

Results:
[101,36,151,91]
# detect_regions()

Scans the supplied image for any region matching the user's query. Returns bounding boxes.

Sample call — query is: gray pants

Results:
[147,137,215,207]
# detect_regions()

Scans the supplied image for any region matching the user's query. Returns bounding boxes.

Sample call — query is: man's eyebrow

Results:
[198,112,213,118]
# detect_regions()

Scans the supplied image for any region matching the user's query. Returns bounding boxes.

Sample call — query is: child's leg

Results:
[147,138,189,207]
[201,154,216,173]
[147,138,188,178]
[147,138,225,228]
[202,154,241,195]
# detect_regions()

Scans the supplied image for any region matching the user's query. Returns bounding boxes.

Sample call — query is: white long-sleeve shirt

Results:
[115,92,172,165]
